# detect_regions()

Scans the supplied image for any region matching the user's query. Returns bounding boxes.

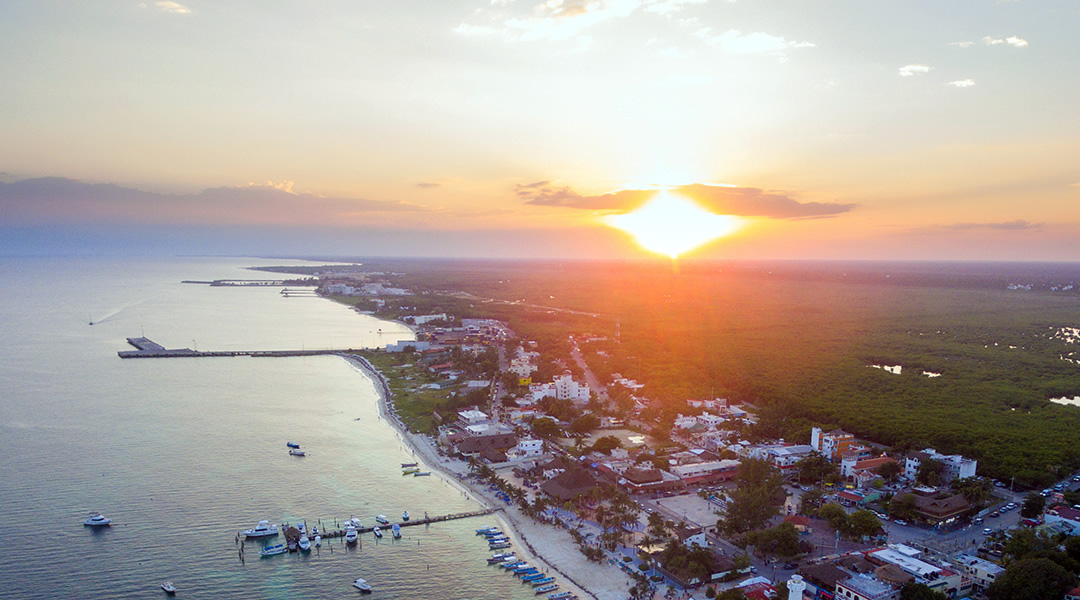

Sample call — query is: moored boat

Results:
[488,552,515,563]
[402,467,420,475]
[535,583,559,593]
[353,578,373,593]
[289,449,306,456]
[298,534,311,552]
[400,462,418,468]
[242,520,279,538]
[372,526,383,538]
[413,471,431,476]
[260,543,286,557]
[530,577,556,586]
[344,526,358,545]
[286,441,300,448]
[391,523,402,539]
[522,572,545,581]
[476,526,499,535]
[547,592,573,599]
[402,510,409,521]
[314,535,322,548]
[375,514,390,525]
[84,513,112,527]
[489,542,512,549]
[161,581,177,594]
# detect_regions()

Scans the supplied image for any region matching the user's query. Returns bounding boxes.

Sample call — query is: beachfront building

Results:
[506,438,544,461]
[904,449,977,483]
[324,283,355,295]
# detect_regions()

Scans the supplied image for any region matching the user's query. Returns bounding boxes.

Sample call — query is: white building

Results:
[952,553,1004,595]
[457,409,489,428]
[324,283,355,295]
[386,340,429,352]
[904,448,977,482]
[674,414,698,429]
[697,413,725,428]
[531,372,590,404]
[509,357,537,379]
[409,313,449,325]
[507,438,544,461]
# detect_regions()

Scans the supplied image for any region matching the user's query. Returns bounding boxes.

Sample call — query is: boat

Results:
[286,441,301,448]
[346,517,363,529]
[413,472,431,476]
[287,538,298,552]
[391,523,401,539]
[488,552,515,563]
[402,510,410,521]
[514,566,538,575]
[373,526,383,538]
[482,529,503,537]
[289,449,306,456]
[314,535,322,548]
[161,581,177,594]
[297,523,306,534]
[260,544,286,557]
[522,572,545,582]
[83,513,112,527]
[530,577,556,586]
[311,525,318,536]
[535,584,559,594]
[298,534,311,552]
[344,526,358,545]
[375,515,389,525]
[501,561,526,570]
[489,542,511,549]
[547,592,572,599]
[476,526,499,535]
[402,467,420,475]
[353,578,373,593]
[242,520,279,538]
[401,462,418,468]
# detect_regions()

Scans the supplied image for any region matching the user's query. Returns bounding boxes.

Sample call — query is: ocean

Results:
[0,256,536,599]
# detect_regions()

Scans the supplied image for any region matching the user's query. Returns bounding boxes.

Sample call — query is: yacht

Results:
[402,510,410,521]
[242,520,279,538]
[352,578,373,593]
[160,581,177,595]
[259,544,286,557]
[372,526,383,539]
[344,526,358,545]
[375,515,390,525]
[83,513,112,527]
[391,523,401,539]
[313,535,322,548]
[298,534,311,552]
[346,517,363,529]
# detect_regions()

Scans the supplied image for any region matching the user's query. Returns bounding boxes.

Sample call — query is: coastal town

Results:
[292,265,1080,600]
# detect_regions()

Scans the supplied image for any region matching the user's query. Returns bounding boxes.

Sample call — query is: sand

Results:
[343,353,639,600]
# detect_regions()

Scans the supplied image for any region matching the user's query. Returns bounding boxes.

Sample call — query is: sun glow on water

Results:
[604,191,743,258]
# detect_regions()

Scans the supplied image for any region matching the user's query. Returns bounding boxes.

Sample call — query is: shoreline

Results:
[341,352,631,600]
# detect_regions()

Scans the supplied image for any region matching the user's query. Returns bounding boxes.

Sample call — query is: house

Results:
[835,573,900,600]
[784,515,811,533]
[811,427,870,463]
[904,448,977,483]
[751,444,816,470]
[952,553,1004,595]
[841,455,899,487]
[457,409,490,428]
[453,433,518,459]
[1065,585,1080,600]
[506,438,544,461]
[1043,505,1080,535]
[674,414,699,430]
[540,467,599,502]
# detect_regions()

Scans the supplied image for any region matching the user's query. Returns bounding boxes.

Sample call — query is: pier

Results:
[118,337,366,359]
[274,508,502,543]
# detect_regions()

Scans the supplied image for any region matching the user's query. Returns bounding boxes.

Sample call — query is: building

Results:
[530,371,590,404]
[836,573,899,600]
[670,460,740,485]
[904,448,977,483]
[408,313,449,325]
[1043,505,1080,535]
[751,444,817,470]
[841,455,899,487]
[952,553,1004,596]
[385,339,430,352]
[457,409,490,428]
[811,427,870,463]
[452,432,518,459]
[506,438,544,461]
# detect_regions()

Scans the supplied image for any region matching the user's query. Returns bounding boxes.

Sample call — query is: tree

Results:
[876,460,902,483]
[985,558,1077,600]
[899,582,948,600]
[716,590,747,600]
[747,522,803,559]
[916,458,947,487]
[570,413,600,435]
[795,451,836,484]
[591,435,623,455]
[817,503,849,532]
[889,494,919,522]
[531,417,561,439]
[647,511,670,541]
[848,509,883,539]
[952,477,992,505]
[800,488,826,513]
[1021,492,1047,519]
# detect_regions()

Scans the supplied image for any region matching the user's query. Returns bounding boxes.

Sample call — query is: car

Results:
[994,481,1006,488]
[973,517,983,525]
[894,519,907,526]
[982,528,993,535]
[990,511,1000,518]
[783,563,797,570]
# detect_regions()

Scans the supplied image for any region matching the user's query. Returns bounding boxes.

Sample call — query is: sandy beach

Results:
[343,353,639,600]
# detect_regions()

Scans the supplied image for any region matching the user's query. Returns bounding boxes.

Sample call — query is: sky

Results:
[1,0,1078,260]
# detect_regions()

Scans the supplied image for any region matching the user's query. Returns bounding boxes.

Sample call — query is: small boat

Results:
[530,577,556,586]
[346,517,363,529]
[402,467,420,475]
[344,527,358,545]
[311,525,318,536]
[287,441,301,448]
[522,572,546,582]
[413,472,431,476]
[372,526,383,539]
[535,584,559,594]
[297,523,305,534]
[161,581,177,594]
[242,520,279,538]
[353,578,373,593]
[476,526,498,535]
[287,539,298,552]
[401,462,418,468]
[488,552,515,563]
[489,542,511,549]
[514,565,538,574]
[298,534,311,552]
[289,449,306,457]
[84,513,112,527]
[402,510,410,521]
[375,515,390,525]
[391,523,401,539]
[501,561,526,570]
[547,592,572,599]
[314,535,322,548]
[260,543,286,557]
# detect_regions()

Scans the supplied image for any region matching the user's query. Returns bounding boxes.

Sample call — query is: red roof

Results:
[784,515,811,526]
[852,456,897,471]
[838,491,864,502]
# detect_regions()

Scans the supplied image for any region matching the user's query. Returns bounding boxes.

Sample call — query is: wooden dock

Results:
[276,508,501,543]
[118,337,365,359]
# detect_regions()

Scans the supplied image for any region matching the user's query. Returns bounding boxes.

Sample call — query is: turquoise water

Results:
[0,257,533,599]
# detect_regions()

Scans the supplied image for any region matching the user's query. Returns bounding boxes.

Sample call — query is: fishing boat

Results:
[314,535,322,548]
[297,523,306,534]
[413,472,431,476]
[501,561,527,570]
[289,449,306,457]
[522,572,545,582]
[489,541,512,549]
[375,515,390,525]
[83,513,112,527]
[352,578,373,593]
[547,592,573,599]
[488,552,515,563]
[511,564,535,573]
[401,462,418,468]
[287,538,298,552]
[482,529,503,537]
[160,581,177,594]
[344,526,358,545]
[476,526,499,535]
[530,577,556,586]
[535,584,559,594]
[402,466,420,475]
[242,520,279,538]
[401,510,410,521]
[391,523,401,539]
[373,526,383,539]
[298,534,311,552]
[286,441,301,448]
[259,544,286,557]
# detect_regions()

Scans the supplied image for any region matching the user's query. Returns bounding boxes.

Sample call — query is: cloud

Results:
[154,1,191,14]
[695,28,815,57]
[416,182,441,189]
[499,0,643,41]
[948,41,975,48]
[948,78,976,88]
[519,182,856,219]
[644,0,709,16]
[0,177,428,227]
[982,35,1028,47]
[947,220,1043,231]
[898,64,932,77]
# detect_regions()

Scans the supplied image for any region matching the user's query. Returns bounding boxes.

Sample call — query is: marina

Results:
[263,507,501,545]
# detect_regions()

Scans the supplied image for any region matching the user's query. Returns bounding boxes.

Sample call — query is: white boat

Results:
[242,520,279,538]
[260,543,286,557]
[289,449,306,456]
[353,578,373,593]
[344,526,358,545]
[391,523,401,539]
[298,534,311,552]
[375,514,389,525]
[476,525,498,535]
[84,513,112,527]
[161,581,177,594]
[297,522,305,533]
[373,526,383,538]
[402,510,410,521]
[314,535,322,548]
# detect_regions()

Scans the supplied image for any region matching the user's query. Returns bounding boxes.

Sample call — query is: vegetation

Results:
[986,558,1077,600]
[1021,492,1047,519]
[719,458,785,535]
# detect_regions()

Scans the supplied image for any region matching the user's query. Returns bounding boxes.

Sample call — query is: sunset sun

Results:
[604,191,743,259]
